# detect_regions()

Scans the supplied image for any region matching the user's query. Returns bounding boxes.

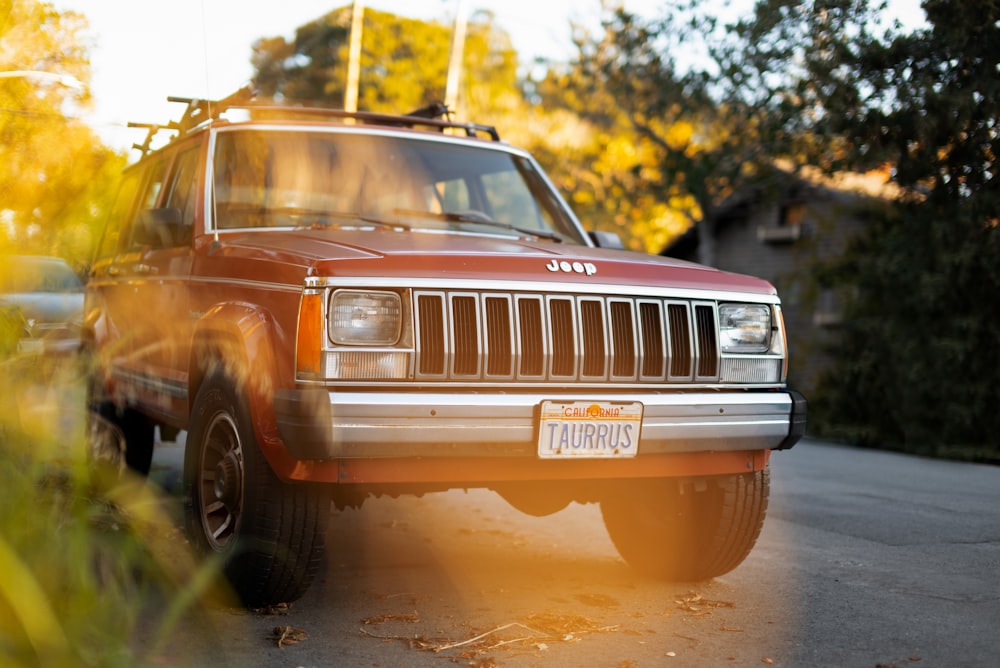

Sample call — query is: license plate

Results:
[537,400,642,459]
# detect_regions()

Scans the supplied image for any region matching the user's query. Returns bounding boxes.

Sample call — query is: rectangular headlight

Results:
[719,303,771,353]
[329,290,402,345]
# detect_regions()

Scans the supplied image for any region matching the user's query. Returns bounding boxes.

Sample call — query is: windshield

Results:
[211,128,587,244]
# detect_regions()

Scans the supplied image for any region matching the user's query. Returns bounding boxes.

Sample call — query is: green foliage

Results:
[813,199,1000,457]
[807,0,1000,456]
[0,0,127,269]
[0,356,219,667]
[250,7,518,118]
[1,4,223,662]
[534,2,853,262]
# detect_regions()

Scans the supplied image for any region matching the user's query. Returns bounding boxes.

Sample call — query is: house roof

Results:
[660,164,899,259]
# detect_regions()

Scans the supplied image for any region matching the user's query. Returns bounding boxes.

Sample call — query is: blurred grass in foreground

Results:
[0,352,223,667]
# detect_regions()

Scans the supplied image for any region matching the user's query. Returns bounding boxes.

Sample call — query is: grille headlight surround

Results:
[329,290,402,345]
[719,303,772,353]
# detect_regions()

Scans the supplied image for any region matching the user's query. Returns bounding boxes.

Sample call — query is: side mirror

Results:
[133,208,185,248]
[589,230,625,250]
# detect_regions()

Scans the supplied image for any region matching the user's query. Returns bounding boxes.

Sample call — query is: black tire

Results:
[86,374,155,477]
[102,404,155,475]
[600,468,770,581]
[183,368,330,607]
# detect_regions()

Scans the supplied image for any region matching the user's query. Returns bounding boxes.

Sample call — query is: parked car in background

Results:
[0,254,85,356]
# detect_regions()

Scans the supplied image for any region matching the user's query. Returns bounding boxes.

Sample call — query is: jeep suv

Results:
[85,90,805,607]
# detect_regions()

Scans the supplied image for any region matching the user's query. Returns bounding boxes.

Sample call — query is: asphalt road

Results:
[147,437,1000,667]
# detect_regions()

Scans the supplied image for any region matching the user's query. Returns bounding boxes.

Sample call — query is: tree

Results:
[537,2,850,263]
[0,0,125,269]
[798,0,1000,455]
[249,6,520,119]
[525,61,695,254]
[719,0,1000,454]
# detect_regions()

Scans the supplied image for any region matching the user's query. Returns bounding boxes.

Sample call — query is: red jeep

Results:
[85,91,805,606]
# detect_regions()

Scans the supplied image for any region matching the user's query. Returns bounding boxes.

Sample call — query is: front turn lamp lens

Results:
[329,290,402,345]
[719,303,771,353]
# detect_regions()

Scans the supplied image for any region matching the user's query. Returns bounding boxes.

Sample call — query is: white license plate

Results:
[537,400,642,459]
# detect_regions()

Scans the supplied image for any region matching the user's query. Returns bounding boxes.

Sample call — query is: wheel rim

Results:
[198,410,244,552]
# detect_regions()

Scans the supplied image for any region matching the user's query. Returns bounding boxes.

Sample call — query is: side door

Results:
[116,139,203,424]
[89,155,168,407]
[87,167,143,393]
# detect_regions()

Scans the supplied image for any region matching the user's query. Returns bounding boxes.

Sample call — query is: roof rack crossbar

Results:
[126,120,180,155]
[166,86,256,135]
[224,104,500,141]
[127,87,500,157]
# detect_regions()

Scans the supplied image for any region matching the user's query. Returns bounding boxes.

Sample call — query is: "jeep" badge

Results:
[545,259,598,276]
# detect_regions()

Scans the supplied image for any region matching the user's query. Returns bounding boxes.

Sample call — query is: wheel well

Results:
[188,330,246,416]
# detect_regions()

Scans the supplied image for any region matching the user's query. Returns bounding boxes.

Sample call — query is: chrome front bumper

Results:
[274,388,806,461]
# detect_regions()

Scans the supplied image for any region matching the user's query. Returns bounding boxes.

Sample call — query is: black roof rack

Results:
[127,86,500,158]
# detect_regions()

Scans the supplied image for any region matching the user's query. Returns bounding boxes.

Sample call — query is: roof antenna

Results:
[200,0,214,120]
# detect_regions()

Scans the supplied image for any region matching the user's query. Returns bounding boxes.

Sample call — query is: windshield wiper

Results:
[266,207,412,231]
[394,208,563,243]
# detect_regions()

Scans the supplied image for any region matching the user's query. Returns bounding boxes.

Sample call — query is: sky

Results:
[49,0,922,153]
[51,0,658,151]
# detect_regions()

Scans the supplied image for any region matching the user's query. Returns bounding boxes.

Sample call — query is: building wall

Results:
[709,184,876,397]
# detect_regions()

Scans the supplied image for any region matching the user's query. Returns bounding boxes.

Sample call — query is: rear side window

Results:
[160,146,200,246]
[125,157,170,250]
[95,171,141,260]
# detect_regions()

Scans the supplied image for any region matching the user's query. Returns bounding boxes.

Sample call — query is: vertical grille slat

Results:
[610,300,636,378]
[549,298,576,377]
[451,295,479,376]
[667,303,692,379]
[517,297,544,377]
[416,294,445,375]
[580,299,606,378]
[412,290,726,385]
[638,301,665,379]
[694,303,719,378]
[485,296,512,377]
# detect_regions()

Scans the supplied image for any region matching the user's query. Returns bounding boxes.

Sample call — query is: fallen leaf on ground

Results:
[675,592,735,616]
[251,602,290,616]
[269,625,308,648]
[522,612,610,636]
[362,611,420,625]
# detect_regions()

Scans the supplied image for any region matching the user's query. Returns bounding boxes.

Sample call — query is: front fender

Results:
[190,302,301,480]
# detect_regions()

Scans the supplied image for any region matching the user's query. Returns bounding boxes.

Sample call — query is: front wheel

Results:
[600,468,769,581]
[183,368,330,607]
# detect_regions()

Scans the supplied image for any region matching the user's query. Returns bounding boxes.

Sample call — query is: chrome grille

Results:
[413,290,720,383]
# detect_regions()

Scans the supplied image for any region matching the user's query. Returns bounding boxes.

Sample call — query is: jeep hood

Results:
[217,228,777,297]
